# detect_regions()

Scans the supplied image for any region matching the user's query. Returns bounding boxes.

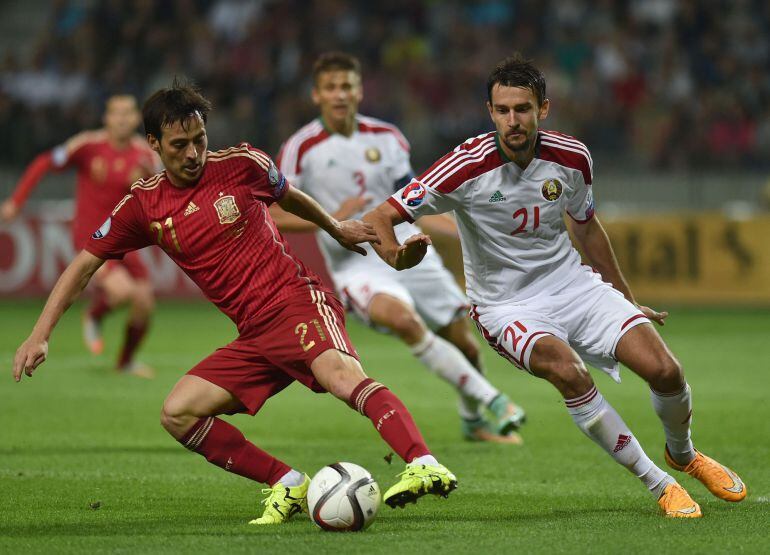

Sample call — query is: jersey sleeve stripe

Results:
[208,150,270,171]
[421,137,495,186]
[279,122,326,176]
[539,131,593,168]
[111,194,134,216]
[387,196,414,223]
[357,116,410,152]
[130,173,163,191]
[539,140,593,183]
[427,142,498,193]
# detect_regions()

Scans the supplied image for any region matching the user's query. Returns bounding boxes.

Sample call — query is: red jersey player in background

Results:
[1,95,159,378]
[12,82,457,524]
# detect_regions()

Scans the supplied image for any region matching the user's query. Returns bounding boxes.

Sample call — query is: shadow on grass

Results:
[0,506,646,538]
[0,445,182,456]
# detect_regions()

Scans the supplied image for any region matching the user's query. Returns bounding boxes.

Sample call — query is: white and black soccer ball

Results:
[307,462,380,531]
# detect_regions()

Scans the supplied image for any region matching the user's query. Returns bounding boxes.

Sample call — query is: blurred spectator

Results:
[1,0,770,173]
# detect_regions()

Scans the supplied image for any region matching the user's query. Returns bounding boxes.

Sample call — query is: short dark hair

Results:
[487,53,546,106]
[312,52,361,84]
[142,78,212,138]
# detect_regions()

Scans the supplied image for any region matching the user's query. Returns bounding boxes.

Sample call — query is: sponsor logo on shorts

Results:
[92,217,111,239]
[402,182,426,207]
[541,179,563,201]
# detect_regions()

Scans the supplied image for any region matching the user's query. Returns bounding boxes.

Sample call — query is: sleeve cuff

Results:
[566,209,595,224]
[83,245,122,260]
[387,197,414,223]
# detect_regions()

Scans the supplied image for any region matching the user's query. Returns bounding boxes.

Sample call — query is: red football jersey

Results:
[65,131,157,249]
[85,143,327,331]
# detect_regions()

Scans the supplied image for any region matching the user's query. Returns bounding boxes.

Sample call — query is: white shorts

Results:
[334,248,468,331]
[469,266,649,382]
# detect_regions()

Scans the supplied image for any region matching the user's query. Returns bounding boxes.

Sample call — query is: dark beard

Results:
[504,134,531,152]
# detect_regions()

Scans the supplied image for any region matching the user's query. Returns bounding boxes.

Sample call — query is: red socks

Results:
[87,290,112,322]
[349,378,430,462]
[180,417,291,486]
[117,321,149,368]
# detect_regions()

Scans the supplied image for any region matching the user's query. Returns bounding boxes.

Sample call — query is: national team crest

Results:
[214,194,241,224]
[402,182,426,207]
[541,179,563,201]
[365,147,381,163]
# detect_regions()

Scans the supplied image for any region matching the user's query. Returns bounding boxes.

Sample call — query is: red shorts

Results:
[103,251,150,280]
[187,289,359,415]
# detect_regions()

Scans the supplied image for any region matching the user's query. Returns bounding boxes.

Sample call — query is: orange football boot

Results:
[657,482,702,518]
[665,447,746,502]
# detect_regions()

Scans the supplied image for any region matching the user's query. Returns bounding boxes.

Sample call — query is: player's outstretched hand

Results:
[1,199,20,223]
[638,305,668,326]
[13,337,48,382]
[334,219,380,256]
[395,233,431,270]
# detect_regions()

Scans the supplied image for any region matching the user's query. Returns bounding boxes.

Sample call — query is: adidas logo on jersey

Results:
[184,201,200,216]
[489,190,506,203]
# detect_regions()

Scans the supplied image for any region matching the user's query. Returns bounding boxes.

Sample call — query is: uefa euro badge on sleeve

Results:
[268,161,287,198]
[214,194,241,224]
[92,217,111,239]
[401,182,426,207]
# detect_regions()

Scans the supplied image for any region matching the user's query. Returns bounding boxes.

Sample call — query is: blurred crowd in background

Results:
[1,0,770,174]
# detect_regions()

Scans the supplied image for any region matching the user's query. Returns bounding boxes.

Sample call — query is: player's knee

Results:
[454,333,481,366]
[131,286,154,315]
[651,355,684,392]
[160,399,197,439]
[542,359,592,398]
[390,310,424,343]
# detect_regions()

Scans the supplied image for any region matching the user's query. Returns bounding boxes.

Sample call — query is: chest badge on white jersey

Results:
[365,147,381,163]
[214,194,241,224]
[541,179,563,201]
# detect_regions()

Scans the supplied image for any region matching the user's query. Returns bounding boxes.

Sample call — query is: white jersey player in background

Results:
[271,52,526,443]
[365,53,747,517]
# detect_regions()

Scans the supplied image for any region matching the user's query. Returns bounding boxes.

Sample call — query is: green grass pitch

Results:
[1,300,768,553]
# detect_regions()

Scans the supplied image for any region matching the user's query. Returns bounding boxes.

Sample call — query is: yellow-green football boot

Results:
[383,463,458,508]
[248,473,309,525]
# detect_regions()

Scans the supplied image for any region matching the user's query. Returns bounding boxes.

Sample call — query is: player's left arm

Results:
[277,186,379,255]
[416,214,458,239]
[568,216,668,325]
[270,195,372,233]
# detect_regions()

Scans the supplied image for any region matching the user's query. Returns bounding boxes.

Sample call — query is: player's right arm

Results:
[363,201,431,270]
[12,250,105,381]
[1,131,96,222]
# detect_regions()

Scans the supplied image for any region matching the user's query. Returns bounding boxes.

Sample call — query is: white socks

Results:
[651,383,696,465]
[566,386,673,498]
[277,469,304,487]
[411,454,439,466]
[411,331,499,416]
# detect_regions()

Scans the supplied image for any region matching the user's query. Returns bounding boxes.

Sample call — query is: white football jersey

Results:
[388,130,595,306]
[277,114,423,271]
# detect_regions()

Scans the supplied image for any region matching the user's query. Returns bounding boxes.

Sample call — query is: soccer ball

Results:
[307,462,380,531]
